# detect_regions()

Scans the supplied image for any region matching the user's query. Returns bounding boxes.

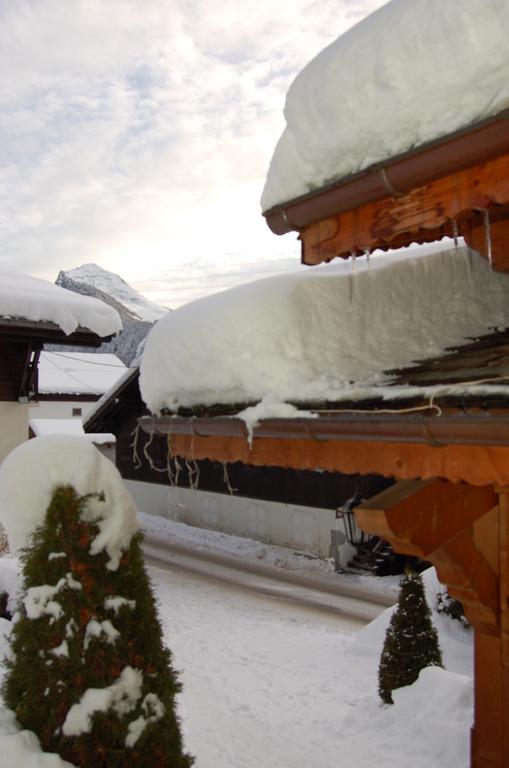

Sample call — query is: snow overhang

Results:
[263,108,509,237]
[0,318,116,347]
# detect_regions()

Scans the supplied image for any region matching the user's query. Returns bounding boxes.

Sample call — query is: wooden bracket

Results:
[355,478,497,557]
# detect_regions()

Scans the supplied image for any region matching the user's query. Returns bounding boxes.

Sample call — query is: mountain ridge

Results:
[56,263,167,323]
[50,263,168,365]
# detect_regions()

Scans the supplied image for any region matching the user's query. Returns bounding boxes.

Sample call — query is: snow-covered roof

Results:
[38,352,127,396]
[261,0,509,211]
[29,418,115,445]
[0,271,122,337]
[83,366,140,433]
[139,244,509,415]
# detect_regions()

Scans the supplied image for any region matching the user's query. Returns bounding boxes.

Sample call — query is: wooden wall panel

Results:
[0,341,28,401]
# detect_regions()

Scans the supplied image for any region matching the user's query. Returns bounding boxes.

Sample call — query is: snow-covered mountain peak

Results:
[57,263,167,323]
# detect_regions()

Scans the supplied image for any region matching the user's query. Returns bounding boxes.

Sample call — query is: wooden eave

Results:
[37,392,101,402]
[0,318,115,347]
[262,108,509,270]
[139,409,509,487]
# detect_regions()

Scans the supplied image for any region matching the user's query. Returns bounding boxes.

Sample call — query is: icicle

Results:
[173,456,182,486]
[130,424,142,470]
[222,462,237,495]
[142,427,155,465]
[482,208,493,269]
[142,425,168,475]
[451,219,459,250]
[191,459,200,490]
[364,248,371,270]
[185,458,200,491]
[348,251,358,303]
[165,435,175,487]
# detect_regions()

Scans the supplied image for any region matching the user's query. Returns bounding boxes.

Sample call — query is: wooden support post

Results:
[473,487,509,768]
[356,479,509,768]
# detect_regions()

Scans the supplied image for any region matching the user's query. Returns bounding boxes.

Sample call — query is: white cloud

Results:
[0,0,387,294]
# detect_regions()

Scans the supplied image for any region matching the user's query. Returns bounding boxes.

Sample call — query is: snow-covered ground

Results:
[0,530,473,767]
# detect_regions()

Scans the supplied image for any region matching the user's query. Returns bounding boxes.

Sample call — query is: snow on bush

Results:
[262,0,509,210]
[1,459,192,766]
[378,571,442,704]
[0,436,138,570]
[140,245,509,414]
[350,567,473,677]
[0,271,121,337]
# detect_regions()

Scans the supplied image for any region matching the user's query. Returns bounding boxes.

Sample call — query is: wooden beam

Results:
[169,433,509,486]
[472,632,509,768]
[432,529,499,635]
[354,479,497,556]
[300,153,509,270]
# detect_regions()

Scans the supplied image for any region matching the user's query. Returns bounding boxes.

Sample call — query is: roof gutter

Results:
[139,411,509,448]
[263,108,509,236]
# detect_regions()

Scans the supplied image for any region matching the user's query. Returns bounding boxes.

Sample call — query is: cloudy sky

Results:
[0,0,387,306]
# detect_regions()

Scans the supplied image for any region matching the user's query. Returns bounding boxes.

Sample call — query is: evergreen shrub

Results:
[2,485,193,767]
[436,589,470,629]
[378,570,443,704]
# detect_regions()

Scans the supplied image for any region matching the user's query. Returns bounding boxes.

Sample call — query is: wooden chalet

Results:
[135,108,509,768]
[0,317,117,462]
[84,368,396,565]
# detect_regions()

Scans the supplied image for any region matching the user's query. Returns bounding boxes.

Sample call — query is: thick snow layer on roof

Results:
[38,352,127,395]
[29,418,115,445]
[139,245,509,414]
[0,271,122,337]
[0,436,137,569]
[261,0,509,211]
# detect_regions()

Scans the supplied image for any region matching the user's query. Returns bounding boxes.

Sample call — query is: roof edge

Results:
[263,108,509,236]
[139,410,509,448]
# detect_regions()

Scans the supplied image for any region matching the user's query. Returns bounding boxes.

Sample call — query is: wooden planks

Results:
[167,433,509,486]
[301,153,509,270]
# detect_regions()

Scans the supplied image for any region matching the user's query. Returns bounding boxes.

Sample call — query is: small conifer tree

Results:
[378,570,442,705]
[3,485,193,767]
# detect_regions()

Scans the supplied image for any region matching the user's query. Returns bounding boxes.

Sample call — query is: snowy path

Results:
[150,562,364,768]
[143,533,389,623]
[150,562,473,768]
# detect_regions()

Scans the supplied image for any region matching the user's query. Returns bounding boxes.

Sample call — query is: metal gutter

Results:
[263,108,509,236]
[139,411,509,448]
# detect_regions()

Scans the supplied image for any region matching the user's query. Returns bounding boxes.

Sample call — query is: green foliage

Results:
[436,589,470,629]
[378,570,443,705]
[2,485,193,767]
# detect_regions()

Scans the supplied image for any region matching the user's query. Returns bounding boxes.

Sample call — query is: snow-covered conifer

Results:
[3,484,192,767]
[378,570,442,705]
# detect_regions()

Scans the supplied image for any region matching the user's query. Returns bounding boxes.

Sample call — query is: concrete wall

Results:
[0,401,29,462]
[125,479,356,566]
